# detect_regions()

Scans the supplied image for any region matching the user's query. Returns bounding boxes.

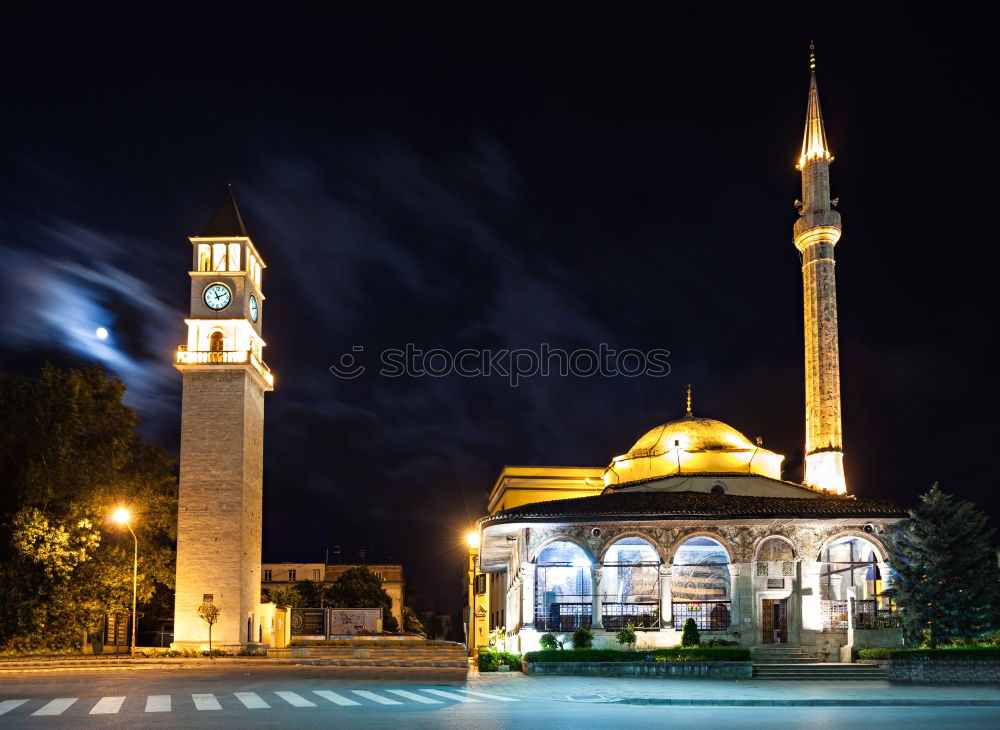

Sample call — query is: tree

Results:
[615,622,636,651]
[198,602,220,657]
[885,484,1000,647]
[294,580,325,607]
[681,618,701,647]
[0,365,177,651]
[324,567,398,632]
[571,627,593,648]
[403,606,425,635]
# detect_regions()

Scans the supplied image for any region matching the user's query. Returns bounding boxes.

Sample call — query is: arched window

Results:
[757,537,795,562]
[209,331,225,362]
[534,541,592,632]
[819,536,894,631]
[672,536,731,631]
[602,538,661,629]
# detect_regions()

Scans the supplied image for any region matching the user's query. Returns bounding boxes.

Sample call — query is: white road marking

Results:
[90,696,126,714]
[33,698,78,716]
[312,690,361,706]
[350,690,403,705]
[274,691,316,707]
[235,692,270,709]
[192,693,222,711]
[146,695,171,713]
[385,689,443,704]
[0,700,29,716]
[457,688,519,702]
[420,688,481,703]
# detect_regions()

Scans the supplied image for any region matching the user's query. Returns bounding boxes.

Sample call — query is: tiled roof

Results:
[482,491,907,525]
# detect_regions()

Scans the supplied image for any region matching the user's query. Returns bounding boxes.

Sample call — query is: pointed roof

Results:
[798,70,832,168]
[201,186,249,237]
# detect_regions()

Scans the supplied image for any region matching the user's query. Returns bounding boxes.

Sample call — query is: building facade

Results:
[172,189,274,648]
[470,58,905,661]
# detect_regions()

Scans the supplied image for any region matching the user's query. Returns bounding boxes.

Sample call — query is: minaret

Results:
[793,45,846,495]
[172,187,274,648]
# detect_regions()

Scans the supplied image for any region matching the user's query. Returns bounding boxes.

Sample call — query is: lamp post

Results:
[112,508,138,658]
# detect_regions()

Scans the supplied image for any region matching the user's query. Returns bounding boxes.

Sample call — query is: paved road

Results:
[3,668,1000,728]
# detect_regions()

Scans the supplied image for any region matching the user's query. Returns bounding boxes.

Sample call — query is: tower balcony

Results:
[176,346,274,388]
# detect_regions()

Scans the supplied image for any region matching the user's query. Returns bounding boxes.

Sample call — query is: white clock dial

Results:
[204,283,232,310]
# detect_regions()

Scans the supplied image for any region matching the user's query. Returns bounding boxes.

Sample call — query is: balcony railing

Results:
[534,600,592,632]
[602,602,660,630]
[672,601,731,631]
[176,347,274,387]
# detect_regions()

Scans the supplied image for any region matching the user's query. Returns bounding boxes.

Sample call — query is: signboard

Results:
[328,608,382,636]
[767,578,785,589]
[290,608,326,636]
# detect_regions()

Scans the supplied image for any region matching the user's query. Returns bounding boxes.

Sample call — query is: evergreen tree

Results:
[681,617,701,647]
[885,484,1000,647]
[324,567,398,632]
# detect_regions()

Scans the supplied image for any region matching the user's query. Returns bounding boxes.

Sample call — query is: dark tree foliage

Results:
[0,365,177,651]
[294,580,325,608]
[323,567,399,632]
[885,484,1000,647]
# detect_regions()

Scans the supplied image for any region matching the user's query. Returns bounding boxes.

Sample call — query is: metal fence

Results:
[853,598,901,629]
[534,600,593,632]
[821,600,848,631]
[672,601,731,631]
[602,602,660,630]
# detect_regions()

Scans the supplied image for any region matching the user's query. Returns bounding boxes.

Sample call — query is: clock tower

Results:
[172,187,274,648]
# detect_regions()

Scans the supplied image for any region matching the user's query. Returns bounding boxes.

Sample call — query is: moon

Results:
[95,327,109,340]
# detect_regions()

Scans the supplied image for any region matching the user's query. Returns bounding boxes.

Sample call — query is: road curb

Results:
[614,698,1000,706]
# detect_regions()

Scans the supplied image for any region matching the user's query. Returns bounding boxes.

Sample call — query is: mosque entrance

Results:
[761,598,788,644]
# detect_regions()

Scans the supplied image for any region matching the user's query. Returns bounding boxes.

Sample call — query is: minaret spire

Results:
[793,43,847,494]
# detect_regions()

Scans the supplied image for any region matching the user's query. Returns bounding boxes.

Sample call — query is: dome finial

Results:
[685,384,693,416]
[809,40,816,72]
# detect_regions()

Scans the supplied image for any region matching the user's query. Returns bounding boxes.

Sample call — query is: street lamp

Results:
[112,507,138,658]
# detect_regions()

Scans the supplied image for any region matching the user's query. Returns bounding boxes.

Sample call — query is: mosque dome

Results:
[604,409,785,486]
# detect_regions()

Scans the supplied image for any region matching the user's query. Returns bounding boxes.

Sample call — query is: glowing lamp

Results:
[466,530,479,549]
[112,507,131,524]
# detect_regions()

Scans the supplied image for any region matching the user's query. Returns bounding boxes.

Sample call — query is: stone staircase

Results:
[268,640,468,679]
[752,645,886,680]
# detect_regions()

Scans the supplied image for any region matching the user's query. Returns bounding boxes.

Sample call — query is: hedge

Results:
[524,647,751,663]
[478,649,522,671]
[859,647,1000,661]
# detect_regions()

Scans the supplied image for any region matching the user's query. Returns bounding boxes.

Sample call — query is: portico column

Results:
[521,564,535,630]
[591,564,603,629]
[659,564,672,629]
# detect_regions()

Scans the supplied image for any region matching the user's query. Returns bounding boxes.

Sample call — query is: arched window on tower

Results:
[209,331,224,362]
[672,537,731,631]
[602,537,661,629]
[534,541,593,632]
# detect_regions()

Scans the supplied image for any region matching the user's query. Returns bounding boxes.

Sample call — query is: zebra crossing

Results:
[0,687,518,719]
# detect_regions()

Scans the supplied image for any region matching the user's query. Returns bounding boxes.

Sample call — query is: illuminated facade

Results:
[470,59,903,661]
[172,188,274,649]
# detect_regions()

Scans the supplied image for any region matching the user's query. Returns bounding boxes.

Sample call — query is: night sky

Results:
[2,7,996,611]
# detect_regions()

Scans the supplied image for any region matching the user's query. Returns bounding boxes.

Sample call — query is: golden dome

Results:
[605,414,785,485]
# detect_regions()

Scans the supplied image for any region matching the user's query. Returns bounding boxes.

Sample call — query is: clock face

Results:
[204,283,232,310]
[249,294,259,322]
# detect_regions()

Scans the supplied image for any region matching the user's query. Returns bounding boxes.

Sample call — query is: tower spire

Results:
[793,43,847,495]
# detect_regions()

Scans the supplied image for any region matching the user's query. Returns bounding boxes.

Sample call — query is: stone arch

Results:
[529,535,596,564]
[816,530,889,563]
[665,530,735,564]
[753,534,797,562]
[597,531,666,564]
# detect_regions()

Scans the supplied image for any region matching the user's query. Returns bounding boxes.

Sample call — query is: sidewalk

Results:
[466,671,1000,706]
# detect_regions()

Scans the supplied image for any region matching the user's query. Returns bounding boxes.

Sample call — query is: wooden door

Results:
[762,599,788,644]
[762,599,775,644]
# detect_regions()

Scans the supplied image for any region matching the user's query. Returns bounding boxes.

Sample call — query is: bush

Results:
[498,651,522,670]
[478,648,522,671]
[615,622,636,651]
[703,638,740,647]
[524,647,751,663]
[681,618,700,647]
[858,646,1000,661]
[538,632,561,651]
[572,627,594,649]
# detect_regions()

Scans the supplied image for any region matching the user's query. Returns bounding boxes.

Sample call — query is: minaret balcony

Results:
[176,346,274,388]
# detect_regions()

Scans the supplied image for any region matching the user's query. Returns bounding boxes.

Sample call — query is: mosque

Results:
[468,54,907,661]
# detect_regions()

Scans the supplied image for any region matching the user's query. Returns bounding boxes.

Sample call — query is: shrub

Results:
[615,622,636,651]
[498,651,522,670]
[681,618,700,647]
[524,647,751,663]
[572,627,594,649]
[477,648,500,672]
[703,638,740,647]
[858,646,1000,661]
[538,632,561,651]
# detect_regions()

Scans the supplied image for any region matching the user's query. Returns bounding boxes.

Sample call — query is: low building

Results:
[261,562,404,629]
